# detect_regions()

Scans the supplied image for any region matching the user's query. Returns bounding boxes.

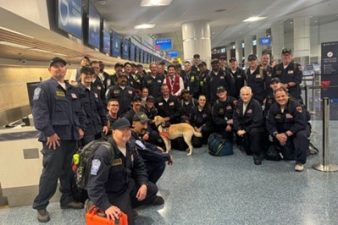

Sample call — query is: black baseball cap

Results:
[49,57,67,67]
[271,77,281,84]
[146,96,155,102]
[229,57,237,63]
[112,118,131,130]
[193,54,200,59]
[282,48,292,54]
[133,112,150,123]
[219,55,226,60]
[114,63,123,68]
[216,86,226,93]
[132,96,142,102]
[211,59,219,64]
[248,54,257,61]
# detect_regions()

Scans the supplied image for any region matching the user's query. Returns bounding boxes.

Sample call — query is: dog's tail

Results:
[193,129,202,137]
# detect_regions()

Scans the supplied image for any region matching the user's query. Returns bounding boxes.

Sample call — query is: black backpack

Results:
[75,140,113,189]
[207,133,233,156]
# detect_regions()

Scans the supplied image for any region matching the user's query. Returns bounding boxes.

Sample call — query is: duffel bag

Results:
[208,133,233,156]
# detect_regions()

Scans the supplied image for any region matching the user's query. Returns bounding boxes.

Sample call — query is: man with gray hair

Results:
[233,86,265,165]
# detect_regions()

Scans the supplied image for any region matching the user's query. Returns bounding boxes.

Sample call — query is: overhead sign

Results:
[259,37,271,46]
[155,38,172,50]
[167,50,178,58]
[57,0,82,39]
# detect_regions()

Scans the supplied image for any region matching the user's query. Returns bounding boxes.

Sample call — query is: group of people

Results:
[31,48,310,224]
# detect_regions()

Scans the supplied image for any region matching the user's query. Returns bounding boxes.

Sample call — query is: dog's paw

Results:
[187,152,192,156]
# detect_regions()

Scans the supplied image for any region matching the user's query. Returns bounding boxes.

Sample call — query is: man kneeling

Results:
[86,118,164,225]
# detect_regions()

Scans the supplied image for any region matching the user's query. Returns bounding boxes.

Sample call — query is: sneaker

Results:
[295,163,304,172]
[37,209,50,223]
[152,196,164,206]
[61,201,84,209]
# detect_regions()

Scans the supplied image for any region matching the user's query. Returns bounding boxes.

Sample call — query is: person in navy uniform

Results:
[212,86,237,141]
[272,48,303,101]
[227,57,245,99]
[181,61,200,98]
[266,87,309,172]
[123,96,144,124]
[233,86,265,165]
[197,61,209,96]
[76,66,108,145]
[105,73,135,115]
[180,89,198,123]
[260,50,273,95]
[190,94,212,145]
[142,63,164,98]
[32,57,85,223]
[131,112,173,184]
[155,84,181,124]
[264,77,283,116]
[205,59,234,104]
[91,61,106,102]
[106,98,120,135]
[86,118,164,225]
[245,54,269,105]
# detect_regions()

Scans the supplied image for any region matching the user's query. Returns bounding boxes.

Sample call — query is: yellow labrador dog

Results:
[153,116,202,156]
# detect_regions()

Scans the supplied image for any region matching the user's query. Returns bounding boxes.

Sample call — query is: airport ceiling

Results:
[95,0,338,47]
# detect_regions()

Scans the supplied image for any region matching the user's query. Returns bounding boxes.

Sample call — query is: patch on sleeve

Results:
[90,159,101,175]
[33,87,41,100]
[296,106,303,113]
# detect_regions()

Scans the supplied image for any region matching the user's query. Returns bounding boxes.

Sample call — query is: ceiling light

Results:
[134,24,155,29]
[0,41,30,49]
[243,16,267,22]
[141,0,173,7]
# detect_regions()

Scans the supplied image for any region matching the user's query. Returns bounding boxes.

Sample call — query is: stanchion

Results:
[313,97,338,172]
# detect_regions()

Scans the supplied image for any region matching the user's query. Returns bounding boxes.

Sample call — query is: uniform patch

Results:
[71,93,78,99]
[286,113,293,119]
[247,109,252,114]
[220,76,225,79]
[33,87,41,100]
[113,90,120,95]
[147,80,152,84]
[112,158,122,166]
[90,159,101,175]
[226,105,232,110]
[190,76,195,81]
[97,86,102,90]
[128,90,133,95]
[157,80,162,83]
[158,102,164,106]
[256,75,261,79]
[296,106,303,112]
[56,90,65,97]
[288,70,294,74]
[169,102,175,106]
[94,93,98,98]
[276,71,282,75]
[135,140,146,150]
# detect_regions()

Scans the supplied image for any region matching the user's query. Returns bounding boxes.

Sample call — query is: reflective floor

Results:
[1,121,338,225]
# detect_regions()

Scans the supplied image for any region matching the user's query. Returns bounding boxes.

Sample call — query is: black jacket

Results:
[86,138,148,211]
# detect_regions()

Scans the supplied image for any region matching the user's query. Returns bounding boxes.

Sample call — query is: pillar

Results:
[235,40,243,61]
[271,21,285,62]
[256,30,266,59]
[182,21,212,66]
[293,17,311,65]
[244,35,253,59]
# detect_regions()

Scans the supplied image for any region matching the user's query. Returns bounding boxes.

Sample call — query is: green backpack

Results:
[75,140,113,189]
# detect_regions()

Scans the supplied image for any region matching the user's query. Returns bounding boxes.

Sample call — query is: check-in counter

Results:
[0,126,60,206]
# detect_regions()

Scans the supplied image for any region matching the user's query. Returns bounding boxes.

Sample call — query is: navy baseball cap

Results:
[112,118,131,130]
[49,57,67,67]
[282,48,292,54]
[271,77,281,84]
[248,54,257,61]
[229,57,237,63]
[216,86,226,93]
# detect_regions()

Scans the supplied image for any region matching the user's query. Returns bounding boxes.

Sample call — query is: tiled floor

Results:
[1,121,338,225]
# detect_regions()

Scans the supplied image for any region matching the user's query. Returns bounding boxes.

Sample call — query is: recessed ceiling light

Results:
[0,41,30,49]
[134,24,156,29]
[141,0,173,7]
[243,16,267,22]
